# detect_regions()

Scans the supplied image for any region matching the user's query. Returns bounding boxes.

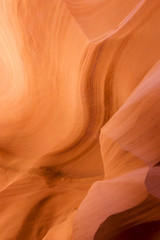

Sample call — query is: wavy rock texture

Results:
[0,0,160,239]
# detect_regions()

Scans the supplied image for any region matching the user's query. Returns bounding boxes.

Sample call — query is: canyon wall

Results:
[0,0,160,239]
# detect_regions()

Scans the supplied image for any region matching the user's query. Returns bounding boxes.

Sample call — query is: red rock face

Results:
[0,0,160,239]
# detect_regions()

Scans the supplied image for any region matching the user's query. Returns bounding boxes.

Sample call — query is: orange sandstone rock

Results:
[0,0,159,239]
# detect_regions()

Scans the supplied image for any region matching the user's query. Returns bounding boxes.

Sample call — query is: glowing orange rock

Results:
[0,0,160,239]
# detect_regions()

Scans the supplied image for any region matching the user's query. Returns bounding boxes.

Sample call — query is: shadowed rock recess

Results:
[0,0,160,239]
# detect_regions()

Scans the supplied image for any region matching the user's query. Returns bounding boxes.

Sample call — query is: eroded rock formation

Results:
[0,0,160,239]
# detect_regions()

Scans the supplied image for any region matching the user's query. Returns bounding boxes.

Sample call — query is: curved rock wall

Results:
[0,0,160,239]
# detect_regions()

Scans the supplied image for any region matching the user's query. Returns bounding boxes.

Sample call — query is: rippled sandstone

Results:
[0,0,160,239]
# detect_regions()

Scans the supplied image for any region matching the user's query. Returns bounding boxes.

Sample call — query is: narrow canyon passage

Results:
[0,0,160,239]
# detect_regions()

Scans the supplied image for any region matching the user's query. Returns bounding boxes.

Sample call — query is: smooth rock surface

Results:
[0,0,160,239]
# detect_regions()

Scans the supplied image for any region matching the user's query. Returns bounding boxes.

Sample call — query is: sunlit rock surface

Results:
[0,0,160,239]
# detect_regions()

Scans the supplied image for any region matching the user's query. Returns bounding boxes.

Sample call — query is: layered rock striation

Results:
[0,0,160,239]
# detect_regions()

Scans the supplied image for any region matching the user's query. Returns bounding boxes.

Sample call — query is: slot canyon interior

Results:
[0,0,160,239]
